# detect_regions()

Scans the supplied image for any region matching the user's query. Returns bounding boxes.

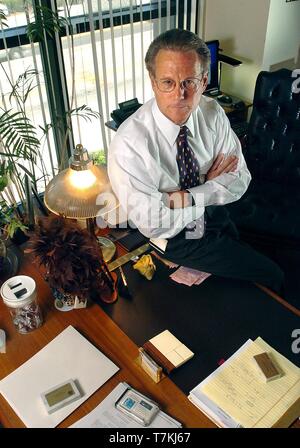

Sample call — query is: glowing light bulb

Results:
[68,168,97,190]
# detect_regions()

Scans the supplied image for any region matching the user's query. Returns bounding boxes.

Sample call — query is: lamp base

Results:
[99,271,118,303]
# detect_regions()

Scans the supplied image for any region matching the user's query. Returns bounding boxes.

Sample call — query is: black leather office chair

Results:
[227,68,300,249]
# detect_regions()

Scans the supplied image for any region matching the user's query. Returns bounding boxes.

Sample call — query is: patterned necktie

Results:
[176,125,200,189]
[176,125,205,237]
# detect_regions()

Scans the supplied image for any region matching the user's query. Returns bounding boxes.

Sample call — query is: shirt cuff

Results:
[187,181,228,207]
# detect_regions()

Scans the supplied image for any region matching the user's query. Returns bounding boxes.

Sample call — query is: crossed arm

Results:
[167,153,239,209]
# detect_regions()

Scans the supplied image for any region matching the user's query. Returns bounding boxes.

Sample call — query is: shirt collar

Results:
[185,114,195,139]
[152,99,195,146]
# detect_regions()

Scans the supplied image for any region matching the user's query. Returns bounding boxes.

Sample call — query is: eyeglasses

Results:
[155,76,204,93]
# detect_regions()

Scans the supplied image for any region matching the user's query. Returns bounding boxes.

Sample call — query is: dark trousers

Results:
[164,206,285,295]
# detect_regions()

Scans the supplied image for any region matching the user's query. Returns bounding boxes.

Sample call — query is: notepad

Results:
[143,330,194,373]
[201,338,300,428]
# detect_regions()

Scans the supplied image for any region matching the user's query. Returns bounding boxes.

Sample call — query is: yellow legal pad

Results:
[202,337,300,428]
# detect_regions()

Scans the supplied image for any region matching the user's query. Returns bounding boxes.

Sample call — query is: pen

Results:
[119,266,128,287]
[118,266,131,298]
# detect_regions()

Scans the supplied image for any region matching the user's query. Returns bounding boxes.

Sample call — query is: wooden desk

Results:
[0,255,215,428]
[204,92,252,123]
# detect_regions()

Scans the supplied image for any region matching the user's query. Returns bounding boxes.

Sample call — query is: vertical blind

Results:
[0,0,199,203]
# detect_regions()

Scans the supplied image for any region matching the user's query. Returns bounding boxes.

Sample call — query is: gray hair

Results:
[145,29,211,76]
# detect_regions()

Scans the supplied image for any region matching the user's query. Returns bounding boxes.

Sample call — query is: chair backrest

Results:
[245,69,300,186]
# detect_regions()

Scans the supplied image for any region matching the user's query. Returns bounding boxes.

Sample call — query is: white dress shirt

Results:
[108,96,251,239]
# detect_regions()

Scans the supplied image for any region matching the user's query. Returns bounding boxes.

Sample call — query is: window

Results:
[0,0,200,200]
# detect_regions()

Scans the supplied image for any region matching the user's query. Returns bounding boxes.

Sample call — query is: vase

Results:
[11,227,29,245]
[0,238,20,279]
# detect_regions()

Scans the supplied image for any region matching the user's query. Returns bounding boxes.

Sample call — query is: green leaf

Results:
[0,174,8,192]
[6,220,27,239]
[0,110,40,159]
[0,152,19,158]
[16,163,36,180]
[67,105,101,123]
[26,6,69,42]
[9,69,39,104]
[0,9,8,28]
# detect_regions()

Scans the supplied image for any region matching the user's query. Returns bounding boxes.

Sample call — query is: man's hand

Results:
[166,190,192,209]
[206,153,238,181]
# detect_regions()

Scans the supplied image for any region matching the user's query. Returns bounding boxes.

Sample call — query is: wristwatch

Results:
[199,174,206,184]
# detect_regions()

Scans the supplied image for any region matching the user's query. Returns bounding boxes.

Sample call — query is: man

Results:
[108,29,284,294]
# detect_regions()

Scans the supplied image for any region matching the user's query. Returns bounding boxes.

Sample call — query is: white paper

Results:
[170,266,211,286]
[188,340,253,428]
[149,238,168,254]
[70,382,182,428]
[0,325,119,427]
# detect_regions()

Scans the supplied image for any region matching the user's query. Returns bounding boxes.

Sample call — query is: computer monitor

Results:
[205,40,220,94]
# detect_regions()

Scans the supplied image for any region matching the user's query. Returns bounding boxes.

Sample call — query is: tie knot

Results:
[177,126,188,146]
[179,125,188,138]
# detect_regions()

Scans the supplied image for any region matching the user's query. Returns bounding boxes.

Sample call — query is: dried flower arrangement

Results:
[27,215,117,303]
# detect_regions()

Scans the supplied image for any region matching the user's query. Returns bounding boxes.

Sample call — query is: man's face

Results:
[150,49,208,125]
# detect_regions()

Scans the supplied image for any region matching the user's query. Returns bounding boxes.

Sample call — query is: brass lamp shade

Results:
[44,164,117,219]
[44,145,118,220]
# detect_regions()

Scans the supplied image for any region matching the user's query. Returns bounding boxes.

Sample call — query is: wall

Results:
[263,0,300,71]
[202,0,271,102]
[202,0,300,102]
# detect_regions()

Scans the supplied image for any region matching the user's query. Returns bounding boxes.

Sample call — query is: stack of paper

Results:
[143,330,194,373]
[170,266,211,286]
[188,338,300,428]
[70,382,182,428]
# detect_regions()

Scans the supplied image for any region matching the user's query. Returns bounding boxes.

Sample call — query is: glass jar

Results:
[1,275,43,334]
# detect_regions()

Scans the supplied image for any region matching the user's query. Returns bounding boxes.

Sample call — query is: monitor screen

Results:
[205,40,219,93]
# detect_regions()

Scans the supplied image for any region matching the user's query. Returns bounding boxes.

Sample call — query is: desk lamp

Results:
[44,144,119,302]
[44,144,118,253]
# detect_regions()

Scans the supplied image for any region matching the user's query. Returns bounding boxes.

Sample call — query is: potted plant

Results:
[26,215,117,310]
[0,205,25,278]
[0,200,27,239]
